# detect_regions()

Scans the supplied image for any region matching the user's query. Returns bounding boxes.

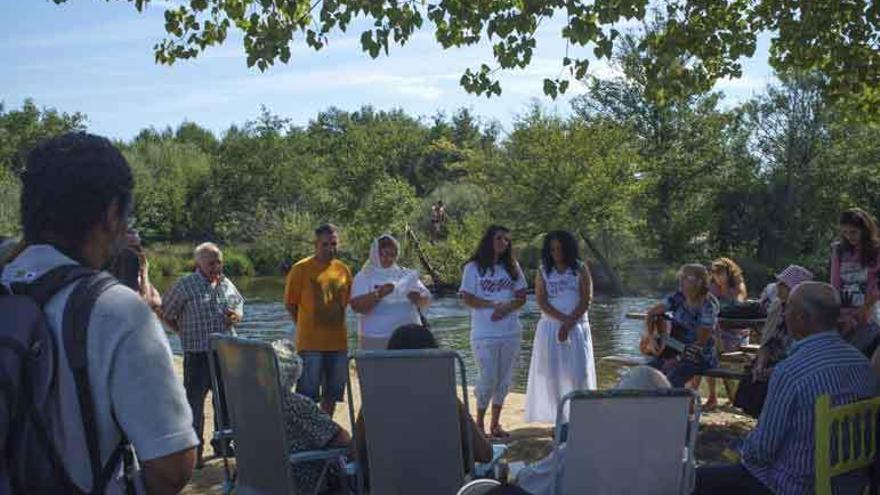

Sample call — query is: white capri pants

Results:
[472,337,522,409]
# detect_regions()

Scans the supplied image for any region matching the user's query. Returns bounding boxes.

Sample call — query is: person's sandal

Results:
[703,397,718,411]
[490,425,511,438]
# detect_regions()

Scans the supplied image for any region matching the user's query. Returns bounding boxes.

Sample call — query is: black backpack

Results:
[0,265,135,494]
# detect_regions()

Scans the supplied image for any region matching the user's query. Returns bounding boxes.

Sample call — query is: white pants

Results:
[472,337,521,409]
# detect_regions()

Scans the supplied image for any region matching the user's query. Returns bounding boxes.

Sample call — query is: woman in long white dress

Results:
[350,234,432,350]
[525,230,596,423]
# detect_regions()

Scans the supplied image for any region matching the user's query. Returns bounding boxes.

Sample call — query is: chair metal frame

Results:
[207,343,236,494]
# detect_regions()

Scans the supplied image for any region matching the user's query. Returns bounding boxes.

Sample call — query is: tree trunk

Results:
[580,229,625,296]
[405,224,443,288]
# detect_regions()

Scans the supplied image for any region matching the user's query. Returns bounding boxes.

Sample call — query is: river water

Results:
[160,277,657,391]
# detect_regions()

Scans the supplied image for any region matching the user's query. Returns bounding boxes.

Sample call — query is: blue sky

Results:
[2,1,777,140]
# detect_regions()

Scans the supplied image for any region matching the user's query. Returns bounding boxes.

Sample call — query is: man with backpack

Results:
[0,133,198,493]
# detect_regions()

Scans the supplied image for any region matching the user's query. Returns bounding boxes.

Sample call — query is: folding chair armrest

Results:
[289,447,349,464]
[490,444,508,463]
[343,461,359,477]
[473,444,509,479]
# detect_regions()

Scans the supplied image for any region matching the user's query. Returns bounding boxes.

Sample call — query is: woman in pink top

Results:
[831,207,880,356]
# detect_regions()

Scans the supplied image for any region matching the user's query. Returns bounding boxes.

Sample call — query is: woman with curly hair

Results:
[524,230,596,423]
[459,225,527,437]
[710,257,747,304]
[832,207,880,356]
[704,257,749,408]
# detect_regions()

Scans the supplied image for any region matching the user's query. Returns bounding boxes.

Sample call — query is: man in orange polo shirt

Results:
[284,223,353,416]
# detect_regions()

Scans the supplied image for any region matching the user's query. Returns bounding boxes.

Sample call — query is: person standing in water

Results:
[524,230,596,423]
[459,225,527,437]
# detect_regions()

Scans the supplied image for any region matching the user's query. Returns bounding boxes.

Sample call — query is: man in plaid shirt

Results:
[161,242,244,467]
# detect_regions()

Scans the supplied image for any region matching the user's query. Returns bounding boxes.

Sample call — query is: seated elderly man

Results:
[694,282,877,495]
[272,339,351,494]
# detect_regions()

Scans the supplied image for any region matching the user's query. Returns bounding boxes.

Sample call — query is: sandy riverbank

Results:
[175,356,755,494]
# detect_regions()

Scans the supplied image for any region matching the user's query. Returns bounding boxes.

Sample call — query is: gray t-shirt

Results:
[2,245,198,494]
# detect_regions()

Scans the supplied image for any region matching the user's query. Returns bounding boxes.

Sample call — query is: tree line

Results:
[3,58,879,293]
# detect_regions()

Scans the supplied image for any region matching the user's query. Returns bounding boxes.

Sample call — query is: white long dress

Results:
[524,267,596,423]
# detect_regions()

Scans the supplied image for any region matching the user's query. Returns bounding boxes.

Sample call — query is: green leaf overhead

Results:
[50,0,880,108]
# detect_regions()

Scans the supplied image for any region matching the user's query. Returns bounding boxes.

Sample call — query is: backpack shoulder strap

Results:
[9,265,95,306]
[62,271,126,495]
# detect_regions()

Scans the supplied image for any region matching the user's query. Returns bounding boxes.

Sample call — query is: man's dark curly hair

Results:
[21,132,133,249]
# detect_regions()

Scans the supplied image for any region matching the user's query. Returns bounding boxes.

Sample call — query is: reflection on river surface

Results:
[159,277,657,390]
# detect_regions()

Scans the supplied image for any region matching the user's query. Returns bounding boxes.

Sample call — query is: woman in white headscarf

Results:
[350,234,432,350]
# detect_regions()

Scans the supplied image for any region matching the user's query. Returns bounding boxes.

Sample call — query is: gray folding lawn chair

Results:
[349,349,505,495]
[553,389,700,495]
[207,342,235,494]
[213,335,352,495]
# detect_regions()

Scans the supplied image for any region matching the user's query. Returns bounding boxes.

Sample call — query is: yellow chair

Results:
[815,394,880,495]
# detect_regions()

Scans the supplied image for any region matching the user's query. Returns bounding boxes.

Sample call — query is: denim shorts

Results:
[296,351,349,403]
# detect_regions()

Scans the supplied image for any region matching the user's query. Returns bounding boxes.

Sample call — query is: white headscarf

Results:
[360,234,421,298]
[362,234,401,275]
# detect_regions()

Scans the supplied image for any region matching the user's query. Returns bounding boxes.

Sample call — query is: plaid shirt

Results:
[163,271,244,353]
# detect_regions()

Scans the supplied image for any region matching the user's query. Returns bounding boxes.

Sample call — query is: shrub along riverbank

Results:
[144,239,798,297]
[5,62,872,297]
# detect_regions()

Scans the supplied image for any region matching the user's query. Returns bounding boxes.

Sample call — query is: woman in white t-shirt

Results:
[459,225,527,438]
[350,234,432,350]
[524,230,596,423]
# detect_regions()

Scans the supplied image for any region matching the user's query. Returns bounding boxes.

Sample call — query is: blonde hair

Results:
[711,257,747,295]
[678,263,710,301]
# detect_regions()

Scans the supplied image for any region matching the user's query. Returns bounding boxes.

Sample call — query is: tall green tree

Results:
[744,73,833,267]
[0,167,19,235]
[0,99,86,176]
[462,104,642,291]
[125,140,212,240]
[574,34,752,261]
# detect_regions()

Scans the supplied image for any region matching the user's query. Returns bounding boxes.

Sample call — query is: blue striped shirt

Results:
[742,331,877,495]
